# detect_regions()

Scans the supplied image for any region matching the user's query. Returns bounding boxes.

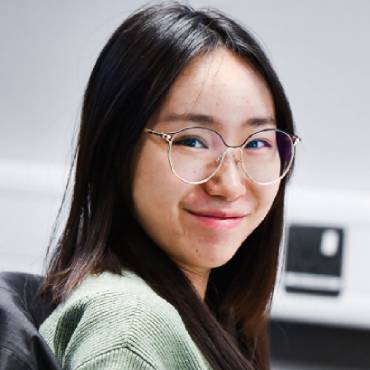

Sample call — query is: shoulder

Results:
[40,270,198,369]
[59,269,185,335]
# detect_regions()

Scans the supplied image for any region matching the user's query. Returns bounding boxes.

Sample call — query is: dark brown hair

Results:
[41,3,296,370]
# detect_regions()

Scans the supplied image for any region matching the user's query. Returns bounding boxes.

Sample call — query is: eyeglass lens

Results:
[169,127,294,184]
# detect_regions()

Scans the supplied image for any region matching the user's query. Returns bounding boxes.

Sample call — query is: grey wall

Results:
[1,0,369,191]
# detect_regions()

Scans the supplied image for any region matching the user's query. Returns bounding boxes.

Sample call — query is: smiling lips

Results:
[185,209,247,230]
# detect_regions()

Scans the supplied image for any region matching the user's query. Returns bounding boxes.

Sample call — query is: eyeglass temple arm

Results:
[144,128,172,143]
[144,127,302,146]
[292,135,301,146]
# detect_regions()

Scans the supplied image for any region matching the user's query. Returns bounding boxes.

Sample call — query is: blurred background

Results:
[1,1,369,369]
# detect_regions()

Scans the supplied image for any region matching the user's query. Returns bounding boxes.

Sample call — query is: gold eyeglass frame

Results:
[144,126,301,186]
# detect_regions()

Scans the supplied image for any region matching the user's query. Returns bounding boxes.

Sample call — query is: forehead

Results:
[155,47,275,131]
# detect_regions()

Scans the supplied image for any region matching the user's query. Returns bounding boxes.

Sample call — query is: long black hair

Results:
[42,3,296,370]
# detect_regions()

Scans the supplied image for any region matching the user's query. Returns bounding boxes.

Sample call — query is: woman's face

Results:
[132,48,279,286]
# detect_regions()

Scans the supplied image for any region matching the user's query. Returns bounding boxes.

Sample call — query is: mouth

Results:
[185,210,246,230]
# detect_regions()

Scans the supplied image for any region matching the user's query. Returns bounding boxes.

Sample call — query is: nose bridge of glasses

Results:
[216,146,243,168]
[217,147,243,183]
[210,146,247,186]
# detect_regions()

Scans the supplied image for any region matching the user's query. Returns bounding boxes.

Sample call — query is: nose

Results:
[203,148,247,201]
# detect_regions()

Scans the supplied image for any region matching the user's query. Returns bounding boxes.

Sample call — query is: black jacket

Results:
[0,271,61,370]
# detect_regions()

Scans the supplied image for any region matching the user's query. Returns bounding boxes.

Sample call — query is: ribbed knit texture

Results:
[40,270,212,370]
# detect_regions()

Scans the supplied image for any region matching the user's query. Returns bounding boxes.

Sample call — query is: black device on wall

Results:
[284,224,344,296]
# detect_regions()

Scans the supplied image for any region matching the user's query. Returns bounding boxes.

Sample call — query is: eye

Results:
[173,136,208,149]
[245,139,270,149]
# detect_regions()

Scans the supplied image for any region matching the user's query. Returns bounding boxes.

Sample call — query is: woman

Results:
[40,2,300,370]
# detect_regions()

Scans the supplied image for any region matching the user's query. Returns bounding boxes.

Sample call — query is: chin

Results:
[198,244,241,268]
[210,259,233,269]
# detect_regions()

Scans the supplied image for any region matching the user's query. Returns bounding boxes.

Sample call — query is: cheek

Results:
[133,150,164,216]
[132,143,189,234]
[254,182,280,219]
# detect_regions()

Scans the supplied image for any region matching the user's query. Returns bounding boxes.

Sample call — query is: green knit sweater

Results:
[40,270,212,370]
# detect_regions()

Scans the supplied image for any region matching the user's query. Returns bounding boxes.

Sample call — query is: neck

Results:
[181,267,210,301]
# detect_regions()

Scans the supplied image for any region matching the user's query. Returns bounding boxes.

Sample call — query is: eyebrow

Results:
[161,112,276,128]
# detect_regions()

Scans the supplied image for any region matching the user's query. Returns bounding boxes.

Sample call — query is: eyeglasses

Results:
[144,126,301,186]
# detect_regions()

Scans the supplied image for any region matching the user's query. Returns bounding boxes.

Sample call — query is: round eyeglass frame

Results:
[144,126,301,186]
